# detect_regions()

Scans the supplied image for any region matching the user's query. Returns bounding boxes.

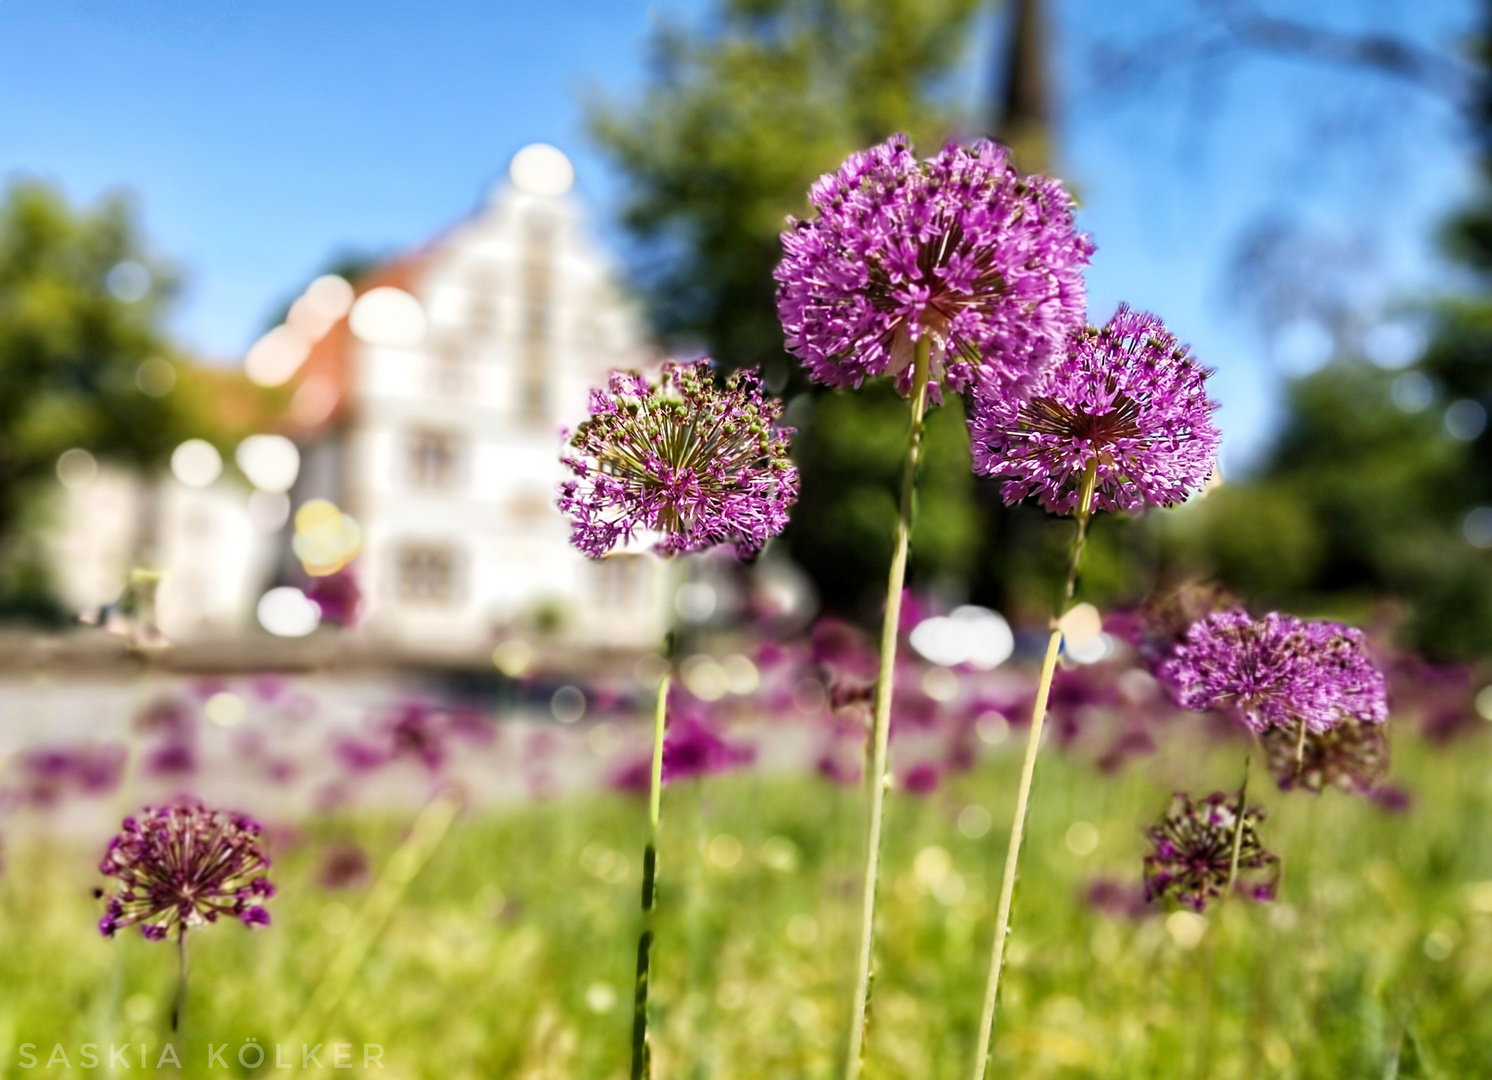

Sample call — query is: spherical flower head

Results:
[1262,715,1390,795]
[97,804,274,940]
[1143,791,1280,912]
[557,360,798,559]
[969,306,1221,515]
[1158,609,1389,737]
[774,135,1093,400]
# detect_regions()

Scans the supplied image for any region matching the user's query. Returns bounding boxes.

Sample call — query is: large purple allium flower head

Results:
[1158,609,1389,737]
[557,360,798,559]
[1262,716,1390,795]
[97,804,274,940]
[1143,791,1279,913]
[775,135,1093,399]
[970,306,1221,515]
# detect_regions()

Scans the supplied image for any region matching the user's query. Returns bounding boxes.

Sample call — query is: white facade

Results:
[305,154,671,660]
[46,148,672,666]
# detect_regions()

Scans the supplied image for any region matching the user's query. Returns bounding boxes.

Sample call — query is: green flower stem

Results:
[845,335,932,1080]
[971,460,1097,1080]
[631,672,670,1080]
[170,927,186,1034]
[1196,754,1253,1079]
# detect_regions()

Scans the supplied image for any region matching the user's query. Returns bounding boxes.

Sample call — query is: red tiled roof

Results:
[278,255,428,439]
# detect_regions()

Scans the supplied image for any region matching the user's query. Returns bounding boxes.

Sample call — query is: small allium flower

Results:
[97,805,274,940]
[1159,609,1389,737]
[1262,716,1389,795]
[1143,792,1279,912]
[969,306,1221,514]
[775,135,1092,399]
[557,360,798,559]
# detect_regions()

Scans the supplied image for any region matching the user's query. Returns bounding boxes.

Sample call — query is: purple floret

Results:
[97,804,274,940]
[775,135,1092,400]
[1158,609,1389,737]
[969,306,1221,515]
[557,360,798,559]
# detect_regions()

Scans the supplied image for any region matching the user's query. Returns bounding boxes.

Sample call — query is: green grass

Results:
[2,730,1490,1079]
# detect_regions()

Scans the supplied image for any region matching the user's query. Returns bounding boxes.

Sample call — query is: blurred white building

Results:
[276,144,671,662]
[49,145,673,665]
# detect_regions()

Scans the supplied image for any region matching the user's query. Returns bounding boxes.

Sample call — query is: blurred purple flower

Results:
[12,744,126,806]
[144,739,198,778]
[775,135,1092,401]
[98,804,274,940]
[662,714,755,782]
[1084,876,1153,920]
[1143,791,1279,913]
[1159,609,1388,737]
[970,307,1220,515]
[811,617,878,680]
[557,360,798,559]
[306,569,362,627]
[901,762,942,796]
[1095,724,1157,774]
[1110,581,1241,670]
[1043,664,1124,747]
[133,696,195,736]
[318,843,370,889]
[816,751,862,787]
[1369,784,1412,813]
[1262,715,1390,795]
[611,714,755,791]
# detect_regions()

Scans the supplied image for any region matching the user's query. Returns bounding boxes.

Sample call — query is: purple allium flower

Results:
[1158,609,1389,737]
[1143,792,1279,913]
[775,136,1092,399]
[1262,716,1389,795]
[969,306,1221,514]
[97,805,274,940]
[662,714,755,782]
[557,360,798,559]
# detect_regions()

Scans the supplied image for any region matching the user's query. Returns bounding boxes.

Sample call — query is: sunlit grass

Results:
[1,731,1489,1079]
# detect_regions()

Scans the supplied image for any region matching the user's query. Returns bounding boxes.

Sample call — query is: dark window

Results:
[407,429,461,489]
[396,543,459,604]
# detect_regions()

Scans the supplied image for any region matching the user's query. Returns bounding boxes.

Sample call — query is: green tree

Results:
[0,180,196,613]
[589,0,1027,612]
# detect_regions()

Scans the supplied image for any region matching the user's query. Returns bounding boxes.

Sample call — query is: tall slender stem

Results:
[632,672,671,1080]
[1224,755,1252,897]
[971,460,1096,1080]
[844,336,932,1080]
[1196,754,1253,1079]
[170,927,186,1034]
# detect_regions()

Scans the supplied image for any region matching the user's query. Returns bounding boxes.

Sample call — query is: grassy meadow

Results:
[1,729,1489,1080]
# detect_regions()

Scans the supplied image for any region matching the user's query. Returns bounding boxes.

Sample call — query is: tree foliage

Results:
[0,180,203,611]
[589,0,1025,613]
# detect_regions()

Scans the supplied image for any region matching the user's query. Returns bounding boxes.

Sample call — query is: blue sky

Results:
[0,0,1477,471]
